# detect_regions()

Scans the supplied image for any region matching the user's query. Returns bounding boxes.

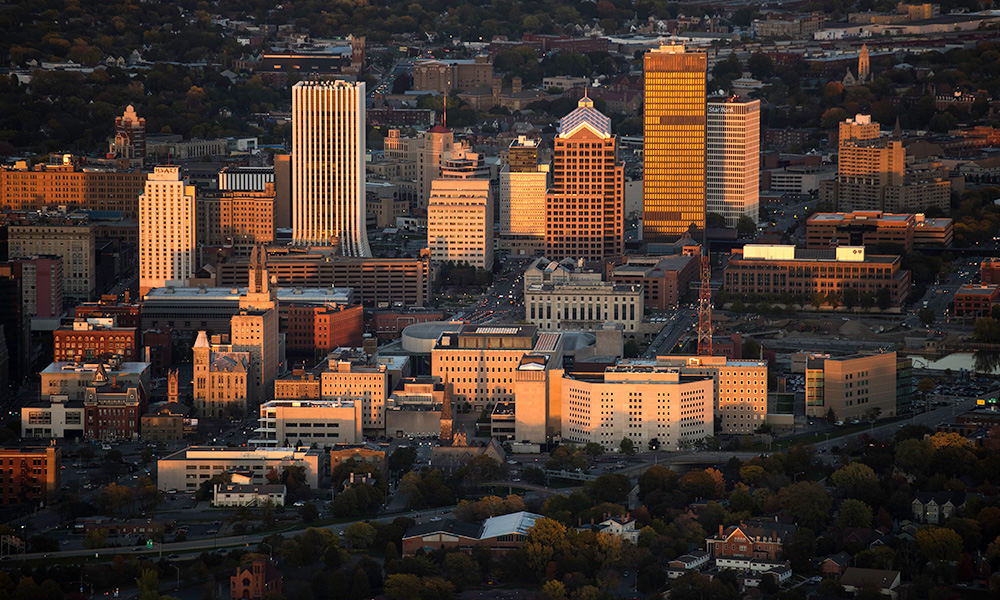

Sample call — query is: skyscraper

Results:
[545,96,623,262]
[428,179,493,270]
[499,136,549,256]
[291,80,371,256]
[139,166,195,296]
[643,44,707,243]
[706,97,760,227]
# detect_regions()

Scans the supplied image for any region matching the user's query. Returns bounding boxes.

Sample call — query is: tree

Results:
[298,502,319,523]
[830,462,877,494]
[679,468,726,500]
[83,528,108,549]
[706,212,727,229]
[736,215,757,237]
[388,446,417,474]
[915,527,963,564]
[619,437,636,456]
[918,308,936,326]
[542,579,567,600]
[623,339,640,358]
[344,522,377,549]
[779,482,832,531]
[584,442,605,458]
[838,499,873,528]
[638,465,678,500]
[588,474,631,503]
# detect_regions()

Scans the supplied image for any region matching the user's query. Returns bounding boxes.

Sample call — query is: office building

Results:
[643,45,707,242]
[12,255,63,318]
[821,115,905,212]
[196,184,276,258]
[432,325,542,410]
[609,253,700,310]
[0,446,60,505]
[546,96,624,261]
[53,317,138,362]
[427,178,493,270]
[250,399,362,447]
[284,303,364,354]
[8,214,96,302]
[412,56,493,94]
[954,284,1000,317]
[214,250,431,307]
[291,80,371,256]
[141,402,188,442]
[156,446,327,491]
[110,105,146,161]
[499,137,549,256]
[561,366,714,451]
[218,166,274,191]
[139,166,196,296]
[706,97,760,227]
[805,352,898,421]
[192,331,252,418]
[723,244,911,307]
[806,211,952,251]
[381,126,456,210]
[653,356,768,435]
[0,156,147,217]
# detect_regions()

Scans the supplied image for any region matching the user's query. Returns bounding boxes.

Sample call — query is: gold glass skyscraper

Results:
[643,45,707,243]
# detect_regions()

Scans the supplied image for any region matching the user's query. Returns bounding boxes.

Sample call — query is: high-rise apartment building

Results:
[499,137,549,256]
[822,115,904,212]
[291,80,371,256]
[427,179,493,270]
[545,96,624,262]
[706,97,760,227]
[643,45,707,243]
[139,166,195,296]
[110,105,146,161]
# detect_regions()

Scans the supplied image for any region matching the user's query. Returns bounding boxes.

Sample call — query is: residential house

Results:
[582,515,640,544]
[912,491,966,524]
[840,567,901,598]
[820,551,852,578]
[666,550,711,579]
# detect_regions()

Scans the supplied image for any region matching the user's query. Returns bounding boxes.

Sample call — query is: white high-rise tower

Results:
[139,165,195,296]
[292,80,371,256]
[706,97,760,227]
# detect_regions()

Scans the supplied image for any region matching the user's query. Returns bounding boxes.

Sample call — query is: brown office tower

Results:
[643,45,707,243]
[545,96,624,262]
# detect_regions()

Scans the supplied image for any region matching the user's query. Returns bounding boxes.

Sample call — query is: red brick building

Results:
[0,445,60,505]
[283,304,363,353]
[373,310,446,340]
[53,317,139,362]
[954,284,1000,317]
[609,252,700,310]
[706,519,795,561]
[74,294,142,328]
[231,559,281,600]
[83,367,147,441]
[982,258,1000,285]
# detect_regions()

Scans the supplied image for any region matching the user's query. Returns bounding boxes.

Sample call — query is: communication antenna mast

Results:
[697,254,712,356]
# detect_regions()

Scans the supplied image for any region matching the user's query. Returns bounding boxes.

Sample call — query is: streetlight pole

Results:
[171,564,180,591]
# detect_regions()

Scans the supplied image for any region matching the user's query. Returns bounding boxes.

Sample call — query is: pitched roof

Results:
[840,567,900,590]
[558,96,611,139]
[403,519,482,540]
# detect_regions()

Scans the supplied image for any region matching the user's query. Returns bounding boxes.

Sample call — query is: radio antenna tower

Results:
[697,254,712,356]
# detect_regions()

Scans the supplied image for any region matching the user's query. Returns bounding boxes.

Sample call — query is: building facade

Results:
[609,253,699,310]
[723,245,911,307]
[192,332,252,418]
[643,45,707,242]
[110,105,146,161]
[805,352,898,421]
[427,178,493,270]
[654,356,769,435]
[251,399,362,447]
[157,446,326,491]
[525,282,643,332]
[139,166,196,296]
[291,80,371,256]
[53,317,138,362]
[432,325,538,410]
[9,216,96,302]
[561,367,714,451]
[499,137,549,256]
[0,159,146,217]
[546,96,624,262]
[0,446,60,505]
[954,284,1000,317]
[706,97,760,227]
[284,303,364,353]
[13,255,63,318]
[196,184,276,257]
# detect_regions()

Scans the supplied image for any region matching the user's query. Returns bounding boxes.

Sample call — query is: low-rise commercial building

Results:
[40,359,150,402]
[251,399,362,448]
[0,446,61,505]
[806,211,953,251]
[156,446,327,491]
[402,511,541,556]
[141,402,189,442]
[723,245,911,307]
[609,254,699,310]
[213,483,286,507]
[954,284,1000,317]
[805,352,898,421]
[53,317,139,362]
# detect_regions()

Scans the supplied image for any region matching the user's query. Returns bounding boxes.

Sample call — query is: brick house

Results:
[705,518,795,561]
